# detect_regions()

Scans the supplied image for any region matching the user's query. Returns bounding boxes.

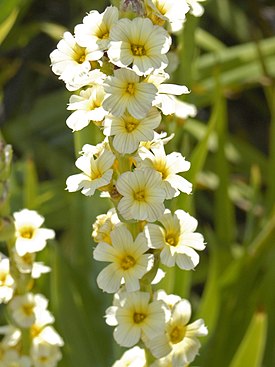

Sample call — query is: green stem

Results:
[145,347,156,366]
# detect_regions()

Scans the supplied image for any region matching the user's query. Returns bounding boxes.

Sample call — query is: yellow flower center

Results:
[0,273,7,284]
[134,190,146,201]
[154,160,169,179]
[96,27,109,40]
[124,116,140,132]
[88,99,101,111]
[73,45,87,64]
[148,12,166,26]
[155,1,168,15]
[31,324,42,338]
[22,303,34,316]
[133,312,146,324]
[127,83,136,95]
[22,252,34,265]
[121,255,136,270]
[20,227,34,239]
[165,233,178,247]
[169,325,186,344]
[39,356,48,363]
[101,31,109,39]
[90,168,102,180]
[131,44,146,56]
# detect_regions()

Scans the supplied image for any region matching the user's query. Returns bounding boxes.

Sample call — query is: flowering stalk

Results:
[0,135,63,366]
[50,0,208,365]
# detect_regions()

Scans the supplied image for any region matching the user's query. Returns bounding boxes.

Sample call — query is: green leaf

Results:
[229,311,267,367]
[0,7,19,44]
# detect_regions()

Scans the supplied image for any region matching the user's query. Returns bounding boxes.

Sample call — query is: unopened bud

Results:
[120,0,145,17]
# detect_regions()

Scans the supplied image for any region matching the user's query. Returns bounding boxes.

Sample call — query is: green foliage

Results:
[1,0,275,366]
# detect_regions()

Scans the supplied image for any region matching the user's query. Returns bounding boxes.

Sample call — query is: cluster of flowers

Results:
[0,209,63,367]
[50,0,207,365]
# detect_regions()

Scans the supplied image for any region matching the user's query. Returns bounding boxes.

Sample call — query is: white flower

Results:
[187,0,206,17]
[103,108,161,154]
[136,144,192,199]
[31,339,62,367]
[93,225,154,293]
[9,293,48,328]
[50,32,98,83]
[103,69,158,119]
[0,325,21,348]
[105,291,168,348]
[116,168,166,222]
[147,0,189,33]
[108,17,171,76]
[13,209,55,257]
[145,209,205,270]
[145,71,190,115]
[148,299,208,365]
[174,97,197,119]
[0,255,14,304]
[112,346,146,367]
[75,6,119,56]
[65,68,106,92]
[66,144,115,196]
[154,290,181,310]
[139,131,174,151]
[92,208,120,244]
[0,348,31,367]
[66,84,107,131]
[13,251,51,279]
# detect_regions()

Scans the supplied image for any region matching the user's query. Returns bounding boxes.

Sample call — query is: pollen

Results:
[127,83,136,95]
[121,255,136,270]
[134,190,145,201]
[154,160,169,179]
[20,227,34,239]
[125,116,140,132]
[90,167,102,180]
[131,44,146,56]
[169,325,186,344]
[133,312,146,324]
[96,29,109,40]
[166,233,178,247]
[74,46,87,64]
[22,303,34,316]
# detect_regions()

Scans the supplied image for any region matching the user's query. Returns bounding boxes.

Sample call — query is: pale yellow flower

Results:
[9,293,48,328]
[66,144,115,196]
[116,168,166,222]
[75,6,119,57]
[103,108,161,154]
[13,209,55,257]
[112,346,146,367]
[148,298,208,365]
[66,85,107,131]
[105,291,168,348]
[108,17,171,76]
[136,144,192,199]
[145,209,205,270]
[31,339,62,367]
[103,69,157,119]
[0,255,14,304]
[50,32,98,83]
[93,225,154,293]
[146,0,189,33]
[92,208,119,244]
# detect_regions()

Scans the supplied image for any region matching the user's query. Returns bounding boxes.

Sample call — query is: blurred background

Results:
[1,0,275,366]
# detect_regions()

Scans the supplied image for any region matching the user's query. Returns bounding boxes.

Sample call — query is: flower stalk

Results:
[50,0,208,365]
[0,133,63,366]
